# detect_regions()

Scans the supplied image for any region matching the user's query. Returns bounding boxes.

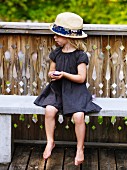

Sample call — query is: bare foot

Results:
[74,148,84,166]
[43,142,55,160]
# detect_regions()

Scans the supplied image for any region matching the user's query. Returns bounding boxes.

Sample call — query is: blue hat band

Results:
[52,24,82,36]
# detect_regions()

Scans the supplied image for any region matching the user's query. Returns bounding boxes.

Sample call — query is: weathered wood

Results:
[82,148,98,170]
[55,116,76,141]
[46,147,64,170]
[101,35,109,97]
[1,22,127,35]
[0,29,52,34]
[12,115,22,140]
[97,117,110,142]
[9,145,31,170]
[3,144,127,170]
[27,146,45,170]
[99,148,116,170]
[14,140,127,148]
[0,22,50,29]
[0,164,9,170]
[115,149,127,170]
[64,148,80,170]
[118,118,127,143]
[110,118,121,143]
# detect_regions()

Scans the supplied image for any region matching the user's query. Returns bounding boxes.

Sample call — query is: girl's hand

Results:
[48,71,55,78]
[49,71,64,81]
[52,71,61,76]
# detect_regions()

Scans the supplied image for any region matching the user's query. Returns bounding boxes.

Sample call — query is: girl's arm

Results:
[48,60,56,77]
[48,61,87,84]
[62,63,87,83]
[48,60,62,81]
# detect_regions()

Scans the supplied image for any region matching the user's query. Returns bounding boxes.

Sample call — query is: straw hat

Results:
[50,12,87,38]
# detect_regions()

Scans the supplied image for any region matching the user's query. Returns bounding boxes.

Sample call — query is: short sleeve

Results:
[77,51,89,65]
[49,50,56,62]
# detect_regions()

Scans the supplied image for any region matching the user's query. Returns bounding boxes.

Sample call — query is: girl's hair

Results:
[68,38,87,51]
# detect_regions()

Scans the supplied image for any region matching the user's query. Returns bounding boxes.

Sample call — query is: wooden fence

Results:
[0,22,127,143]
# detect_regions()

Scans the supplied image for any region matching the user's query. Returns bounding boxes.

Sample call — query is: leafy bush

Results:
[0,0,127,24]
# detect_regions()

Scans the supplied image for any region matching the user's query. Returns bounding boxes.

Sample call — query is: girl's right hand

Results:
[48,71,55,78]
[48,71,62,81]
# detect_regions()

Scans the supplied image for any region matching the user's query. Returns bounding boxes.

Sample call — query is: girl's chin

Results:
[55,42,63,47]
[55,42,62,46]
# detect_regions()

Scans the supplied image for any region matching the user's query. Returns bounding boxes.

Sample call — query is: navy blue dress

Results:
[34,47,102,115]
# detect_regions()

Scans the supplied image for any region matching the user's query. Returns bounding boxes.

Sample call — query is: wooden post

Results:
[0,115,11,163]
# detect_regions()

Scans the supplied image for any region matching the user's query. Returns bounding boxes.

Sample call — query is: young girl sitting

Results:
[34,12,102,166]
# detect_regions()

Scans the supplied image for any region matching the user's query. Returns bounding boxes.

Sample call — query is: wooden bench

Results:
[0,95,127,163]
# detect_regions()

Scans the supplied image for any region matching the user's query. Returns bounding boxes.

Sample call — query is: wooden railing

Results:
[0,22,127,143]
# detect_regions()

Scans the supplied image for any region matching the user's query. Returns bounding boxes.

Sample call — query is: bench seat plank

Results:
[0,95,127,116]
[0,95,44,115]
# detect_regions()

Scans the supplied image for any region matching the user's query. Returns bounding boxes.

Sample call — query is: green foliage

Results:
[13,123,18,128]
[19,114,25,121]
[124,117,127,125]
[118,126,122,131]
[92,125,96,130]
[98,116,103,125]
[111,116,116,125]
[1,0,127,24]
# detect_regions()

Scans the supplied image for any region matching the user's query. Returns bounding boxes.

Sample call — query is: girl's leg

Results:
[72,112,85,166]
[43,105,58,160]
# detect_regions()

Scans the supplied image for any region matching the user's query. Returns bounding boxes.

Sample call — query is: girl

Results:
[34,12,102,166]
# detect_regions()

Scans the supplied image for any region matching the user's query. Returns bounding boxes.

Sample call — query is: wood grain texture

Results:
[9,145,31,170]
[99,148,116,170]
[46,147,64,170]
[115,149,127,170]
[27,146,45,170]
[82,148,98,170]
[2,144,127,170]
[64,147,80,170]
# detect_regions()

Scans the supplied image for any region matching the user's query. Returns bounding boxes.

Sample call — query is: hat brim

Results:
[49,23,87,38]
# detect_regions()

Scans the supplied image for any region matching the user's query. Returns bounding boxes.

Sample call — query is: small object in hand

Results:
[53,71,61,76]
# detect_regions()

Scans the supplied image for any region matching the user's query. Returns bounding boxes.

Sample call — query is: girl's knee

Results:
[45,105,58,118]
[73,112,84,124]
